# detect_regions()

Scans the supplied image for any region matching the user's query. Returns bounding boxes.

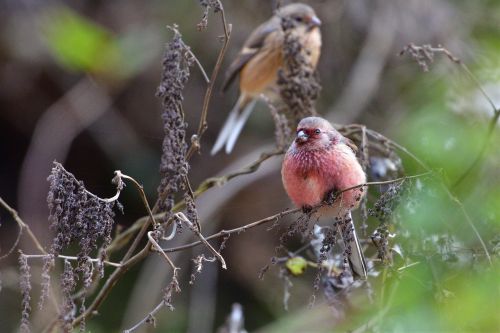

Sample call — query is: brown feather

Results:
[343,137,359,154]
[221,16,281,92]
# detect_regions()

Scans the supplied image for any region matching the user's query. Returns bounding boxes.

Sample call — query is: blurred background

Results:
[0,0,499,332]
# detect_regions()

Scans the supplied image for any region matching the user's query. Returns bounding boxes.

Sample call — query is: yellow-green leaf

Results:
[285,256,308,276]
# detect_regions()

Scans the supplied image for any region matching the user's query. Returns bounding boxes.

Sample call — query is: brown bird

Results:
[211,3,322,155]
[281,117,367,278]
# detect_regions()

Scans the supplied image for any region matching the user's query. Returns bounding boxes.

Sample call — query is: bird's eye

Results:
[294,16,303,22]
[315,129,321,134]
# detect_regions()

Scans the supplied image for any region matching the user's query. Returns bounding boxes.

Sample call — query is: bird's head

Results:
[294,116,340,149]
[278,3,321,31]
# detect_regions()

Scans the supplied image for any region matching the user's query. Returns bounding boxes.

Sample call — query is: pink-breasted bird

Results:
[211,3,322,155]
[281,116,367,278]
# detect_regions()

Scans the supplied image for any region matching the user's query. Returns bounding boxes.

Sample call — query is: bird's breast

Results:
[282,149,330,208]
[303,28,322,68]
[282,145,366,216]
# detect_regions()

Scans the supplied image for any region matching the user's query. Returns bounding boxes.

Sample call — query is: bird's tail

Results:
[211,95,257,155]
[339,212,367,279]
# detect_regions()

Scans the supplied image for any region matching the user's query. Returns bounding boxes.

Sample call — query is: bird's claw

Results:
[302,205,313,214]
[323,189,338,205]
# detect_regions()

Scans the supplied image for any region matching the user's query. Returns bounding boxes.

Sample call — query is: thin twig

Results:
[106,148,281,253]
[179,40,210,84]
[56,162,123,203]
[119,172,159,227]
[440,184,492,266]
[186,4,231,159]
[0,197,47,256]
[147,231,179,271]
[175,212,227,269]
[183,174,202,232]
[23,254,122,268]
[120,187,160,263]
[163,222,177,241]
[453,108,499,187]
[62,6,233,330]
[69,173,166,327]
[165,208,299,253]
[123,300,167,333]
[71,244,150,327]
[0,201,23,260]
[163,173,432,253]
[0,198,62,322]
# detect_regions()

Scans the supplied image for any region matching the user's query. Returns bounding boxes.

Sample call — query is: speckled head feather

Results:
[277,3,317,18]
[297,116,333,131]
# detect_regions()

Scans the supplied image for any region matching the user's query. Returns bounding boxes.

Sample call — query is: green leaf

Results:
[285,256,308,276]
[42,6,120,76]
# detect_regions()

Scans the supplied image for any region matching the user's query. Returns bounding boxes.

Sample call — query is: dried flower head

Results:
[368,181,407,223]
[275,14,321,143]
[47,162,117,261]
[19,252,32,333]
[38,254,55,310]
[60,259,77,331]
[163,273,181,311]
[197,0,222,31]
[184,192,200,232]
[46,161,120,330]
[371,225,391,263]
[156,26,193,218]
[399,43,461,72]
[265,97,292,150]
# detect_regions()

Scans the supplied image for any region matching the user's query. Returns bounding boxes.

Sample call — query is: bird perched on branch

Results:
[281,117,367,279]
[211,3,322,155]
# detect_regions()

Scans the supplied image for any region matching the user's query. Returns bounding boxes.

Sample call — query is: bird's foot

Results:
[323,188,338,205]
[302,205,313,214]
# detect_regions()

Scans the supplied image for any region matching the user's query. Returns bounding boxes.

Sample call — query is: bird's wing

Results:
[221,16,281,92]
[341,136,359,155]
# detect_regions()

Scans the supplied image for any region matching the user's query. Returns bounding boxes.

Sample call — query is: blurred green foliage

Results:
[42,6,159,81]
[43,7,121,75]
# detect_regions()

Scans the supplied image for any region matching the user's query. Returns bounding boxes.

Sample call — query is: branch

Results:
[147,231,179,272]
[163,173,432,253]
[105,148,281,254]
[194,149,284,194]
[23,254,122,268]
[119,172,159,227]
[0,197,47,257]
[71,244,150,327]
[123,300,167,333]
[187,3,231,159]
[70,171,170,327]
[440,184,492,266]
[175,212,227,269]
[179,39,210,84]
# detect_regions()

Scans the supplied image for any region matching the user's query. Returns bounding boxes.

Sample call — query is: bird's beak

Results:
[308,15,321,28]
[296,130,309,143]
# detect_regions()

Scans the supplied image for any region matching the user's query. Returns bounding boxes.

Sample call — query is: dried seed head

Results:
[60,259,77,331]
[38,254,55,310]
[19,252,32,333]
[47,162,117,262]
[275,14,321,143]
[156,27,192,219]
[197,0,222,31]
